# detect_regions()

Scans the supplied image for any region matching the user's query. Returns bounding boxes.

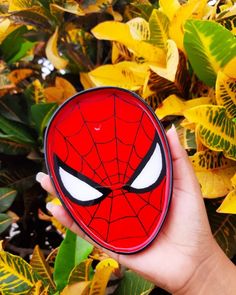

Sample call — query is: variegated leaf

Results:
[184,105,236,160]
[112,42,134,64]
[159,0,180,21]
[92,21,166,65]
[146,48,190,103]
[0,249,37,294]
[89,259,118,295]
[86,61,148,91]
[217,174,236,214]
[30,245,56,290]
[223,56,236,79]
[184,19,236,86]
[169,0,208,51]
[68,258,93,285]
[155,95,211,120]
[148,9,169,50]
[127,17,150,41]
[190,150,236,198]
[216,71,236,118]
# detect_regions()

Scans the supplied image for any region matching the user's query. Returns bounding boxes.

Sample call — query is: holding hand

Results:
[37,126,236,294]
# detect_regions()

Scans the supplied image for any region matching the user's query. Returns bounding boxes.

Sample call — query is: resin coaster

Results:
[45,87,172,254]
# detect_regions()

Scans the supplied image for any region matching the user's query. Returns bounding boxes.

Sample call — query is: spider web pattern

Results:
[47,89,167,249]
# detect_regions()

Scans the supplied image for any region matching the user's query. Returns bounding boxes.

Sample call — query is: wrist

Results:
[174,240,236,295]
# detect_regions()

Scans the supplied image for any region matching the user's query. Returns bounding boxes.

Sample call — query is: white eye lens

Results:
[59,167,103,202]
[130,142,163,190]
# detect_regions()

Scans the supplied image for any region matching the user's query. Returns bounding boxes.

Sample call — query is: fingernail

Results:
[46,202,54,213]
[36,172,47,183]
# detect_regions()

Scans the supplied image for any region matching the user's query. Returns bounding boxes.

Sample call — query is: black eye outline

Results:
[123,133,166,193]
[54,155,111,206]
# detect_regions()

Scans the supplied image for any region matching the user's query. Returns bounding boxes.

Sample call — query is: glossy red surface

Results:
[45,87,172,254]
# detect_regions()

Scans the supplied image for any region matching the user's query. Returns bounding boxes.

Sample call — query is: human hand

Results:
[37,126,236,294]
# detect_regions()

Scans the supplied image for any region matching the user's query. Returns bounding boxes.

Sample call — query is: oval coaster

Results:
[45,87,172,254]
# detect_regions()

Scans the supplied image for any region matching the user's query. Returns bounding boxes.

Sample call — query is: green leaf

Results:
[0,138,31,155]
[0,94,29,124]
[184,19,236,86]
[0,187,17,213]
[0,249,37,294]
[54,229,93,291]
[0,213,12,233]
[148,9,169,50]
[0,26,35,64]
[113,270,154,295]
[206,199,236,258]
[0,114,35,145]
[31,103,57,138]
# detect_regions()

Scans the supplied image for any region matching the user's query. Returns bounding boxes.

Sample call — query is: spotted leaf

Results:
[190,150,236,198]
[216,71,236,119]
[184,105,236,160]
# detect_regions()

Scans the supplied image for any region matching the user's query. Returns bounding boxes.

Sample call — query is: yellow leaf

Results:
[68,259,93,285]
[217,189,236,214]
[0,240,3,251]
[89,258,118,295]
[216,71,236,118]
[8,0,32,11]
[50,3,85,16]
[106,6,122,21]
[80,72,96,90]
[112,42,134,64]
[223,56,236,79]
[28,281,46,295]
[30,245,56,290]
[159,0,180,20]
[169,0,208,51]
[8,68,33,84]
[127,17,150,41]
[190,150,236,198]
[32,79,45,104]
[184,105,236,160]
[149,39,179,82]
[44,77,76,103]
[92,21,165,65]
[0,19,10,43]
[45,27,68,70]
[87,61,148,90]
[82,0,112,14]
[155,95,211,119]
[61,281,91,295]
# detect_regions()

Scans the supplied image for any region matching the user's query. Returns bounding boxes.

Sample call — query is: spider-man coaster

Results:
[45,87,172,254]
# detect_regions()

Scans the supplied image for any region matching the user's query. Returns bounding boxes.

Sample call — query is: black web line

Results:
[113,94,121,183]
[78,104,113,186]
[55,127,104,183]
[133,191,162,214]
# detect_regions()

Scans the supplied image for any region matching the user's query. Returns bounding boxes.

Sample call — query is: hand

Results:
[37,126,236,294]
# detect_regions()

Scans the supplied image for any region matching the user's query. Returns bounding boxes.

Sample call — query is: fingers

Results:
[36,172,57,196]
[166,126,201,195]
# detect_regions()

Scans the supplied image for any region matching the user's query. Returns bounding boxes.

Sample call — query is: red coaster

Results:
[45,87,172,254]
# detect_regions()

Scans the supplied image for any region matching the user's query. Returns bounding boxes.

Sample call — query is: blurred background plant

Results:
[0,0,236,294]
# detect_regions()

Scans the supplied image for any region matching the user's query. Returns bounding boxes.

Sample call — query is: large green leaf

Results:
[148,9,169,50]
[184,19,236,86]
[0,249,37,294]
[0,26,35,64]
[114,270,154,295]
[206,199,236,258]
[54,229,93,291]
[0,115,35,145]
[184,105,236,160]
[31,103,57,139]
[0,213,12,233]
[0,187,17,213]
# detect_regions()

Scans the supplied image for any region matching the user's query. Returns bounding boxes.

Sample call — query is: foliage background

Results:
[0,0,236,294]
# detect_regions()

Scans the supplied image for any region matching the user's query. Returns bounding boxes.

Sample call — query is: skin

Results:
[37,126,236,294]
